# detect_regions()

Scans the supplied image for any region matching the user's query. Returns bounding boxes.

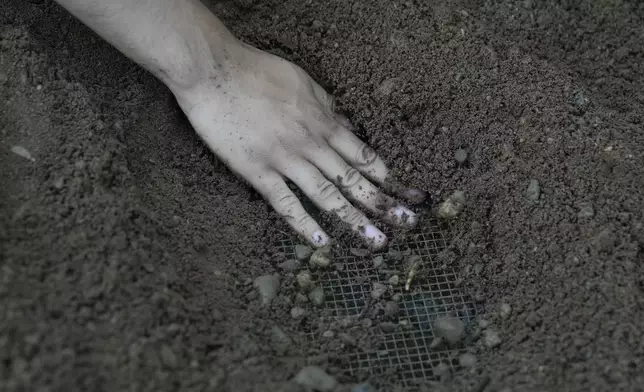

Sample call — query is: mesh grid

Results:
[278,218,479,387]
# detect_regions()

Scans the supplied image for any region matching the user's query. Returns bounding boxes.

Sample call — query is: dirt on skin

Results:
[1,0,643,391]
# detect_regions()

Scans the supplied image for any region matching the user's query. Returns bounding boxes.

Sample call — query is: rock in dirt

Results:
[253,275,281,306]
[372,256,384,269]
[293,366,338,392]
[392,293,403,302]
[459,353,477,368]
[577,202,595,218]
[387,249,403,262]
[308,287,325,307]
[593,228,617,252]
[338,332,357,347]
[384,301,399,319]
[433,316,465,345]
[478,318,491,329]
[525,179,541,202]
[290,307,308,320]
[278,259,300,272]
[499,303,512,319]
[483,329,502,349]
[437,191,466,220]
[380,322,398,333]
[160,344,178,368]
[295,244,313,261]
[310,246,333,268]
[296,271,314,292]
[10,146,35,162]
[371,282,388,299]
[350,248,370,257]
[295,293,308,304]
[570,89,590,114]
[433,362,451,382]
[388,275,400,286]
[270,326,293,354]
[430,337,444,350]
[454,148,469,165]
[322,330,334,338]
[377,77,402,96]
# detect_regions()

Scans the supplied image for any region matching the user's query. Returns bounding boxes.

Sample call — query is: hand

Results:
[172,43,425,250]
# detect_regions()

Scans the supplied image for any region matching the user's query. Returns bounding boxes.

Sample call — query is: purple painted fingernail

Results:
[403,189,427,203]
[311,230,329,247]
[360,224,388,249]
[389,206,418,227]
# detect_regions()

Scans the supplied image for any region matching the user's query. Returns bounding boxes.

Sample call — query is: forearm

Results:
[54,0,239,93]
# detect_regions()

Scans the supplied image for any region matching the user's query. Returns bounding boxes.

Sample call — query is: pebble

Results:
[437,191,466,220]
[433,362,451,382]
[433,316,465,345]
[371,282,388,299]
[290,307,308,320]
[380,322,398,333]
[478,318,491,329]
[384,301,399,319]
[377,77,402,96]
[388,275,400,286]
[483,329,502,348]
[459,353,477,368]
[429,337,444,350]
[499,303,512,319]
[361,318,373,328]
[160,344,178,368]
[577,202,595,218]
[310,246,333,268]
[338,333,357,347]
[350,248,370,257]
[392,293,403,302]
[372,256,384,269]
[322,330,335,338]
[295,244,313,261]
[387,248,403,262]
[10,146,35,162]
[308,287,325,307]
[253,275,281,306]
[571,89,590,114]
[296,271,314,292]
[454,148,469,165]
[270,326,293,354]
[277,259,299,272]
[294,366,338,392]
[594,228,617,252]
[295,293,308,304]
[525,179,541,201]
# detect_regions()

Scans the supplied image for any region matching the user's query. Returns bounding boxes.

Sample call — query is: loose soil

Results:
[2,0,643,391]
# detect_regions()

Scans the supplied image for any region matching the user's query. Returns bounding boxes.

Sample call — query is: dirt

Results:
[1,0,643,391]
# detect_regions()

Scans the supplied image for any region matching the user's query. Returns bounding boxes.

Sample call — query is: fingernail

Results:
[360,224,388,249]
[389,206,418,227]
[402,189,427,203]
[311,230,329,247]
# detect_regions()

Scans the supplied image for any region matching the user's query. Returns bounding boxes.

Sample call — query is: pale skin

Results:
[54,0,427,250]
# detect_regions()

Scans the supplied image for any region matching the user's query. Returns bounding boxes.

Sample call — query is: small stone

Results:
[10,146,35,162]
[371,282,388,300]
[594,228,617,252]
[474,293,485,303]
[290,307,308,320]
[361,318,373,328]
[160,344,178,368]
[388,275,400,286]
[384,301,399,319]
[294,366,338,392]
[270,326,293,354]
[483,329,502,348]
[372,256,384,269]
[392,293,403,302]
[308,287,325,307]
[338,333,357,347]
[433,317,465,345]
[322,330,335,338]
[380,322,398,333]
[253,275,281,306]
[296,271,314,292]
[350,248,370,257]
[525,179,541,202]
[377,77,402,96]
[454,148,469,165]
[295,244,313,261]
[571,89,590,114]
[278,259,299,271]
[295,293,308,304]
[429,337,444,350]
[433,362,451,381]
[310,246,333,268]
[53,177,64,189]
[459,353,477,368]
[478,318,491,329]
[387,249,403,262]
[577,202,595,218]
[472,263,484,275]
[437,191,466,220]
[499,303,512,319]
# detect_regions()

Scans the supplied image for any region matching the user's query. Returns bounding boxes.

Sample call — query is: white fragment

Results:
[10,146,35,162]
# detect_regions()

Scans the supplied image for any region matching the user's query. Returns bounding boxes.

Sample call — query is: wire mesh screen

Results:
[278,218,480,387]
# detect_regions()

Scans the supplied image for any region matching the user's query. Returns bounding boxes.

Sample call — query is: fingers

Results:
[305,144,419,228]
[279,158,389,249]
[252,171,330,248]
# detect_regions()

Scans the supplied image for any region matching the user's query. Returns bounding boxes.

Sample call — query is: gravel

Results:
[338,333,357,347]
[293,366,338,392]
[372,256,384,269]
[380,322,398,333]
[296,271,314,292]
[577,202,595,218]
[10,145,35,162]
[295,244,313,261]
[309,246,333,268]
[370,282,388,299]
[437,190,466,220]
[253,275,281,306]
[525,179,541,202]
[433,316,465,345]
[459,353,478,368]
[322,330,334,338]
[387,248,403,262]
[277,259,299,271]
[308,287,325,307]
[483,329,502,348]
[383,301,399,319]
[270,326,293,355]
[290,307,308,320]
[500,303,512,319]
[388,275,400,286]
[350,248,370,257]
[454,148,469,164]
[433,362,451,382]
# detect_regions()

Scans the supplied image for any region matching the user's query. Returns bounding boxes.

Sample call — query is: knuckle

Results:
[316,179,339,201]
[293,212,313,228]
[340,167,362,189]
[339,207,364,226]
[355,144,378,166]
[274,192,299,214]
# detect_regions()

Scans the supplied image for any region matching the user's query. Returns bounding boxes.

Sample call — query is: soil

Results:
[2,0,643,391]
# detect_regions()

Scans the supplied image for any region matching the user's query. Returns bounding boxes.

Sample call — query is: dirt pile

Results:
[1,0,643,391]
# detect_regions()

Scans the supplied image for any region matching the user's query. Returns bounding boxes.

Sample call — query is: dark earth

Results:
[2,0,643,391]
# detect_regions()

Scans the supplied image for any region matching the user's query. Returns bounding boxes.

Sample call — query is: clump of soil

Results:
[1,0,643,391]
